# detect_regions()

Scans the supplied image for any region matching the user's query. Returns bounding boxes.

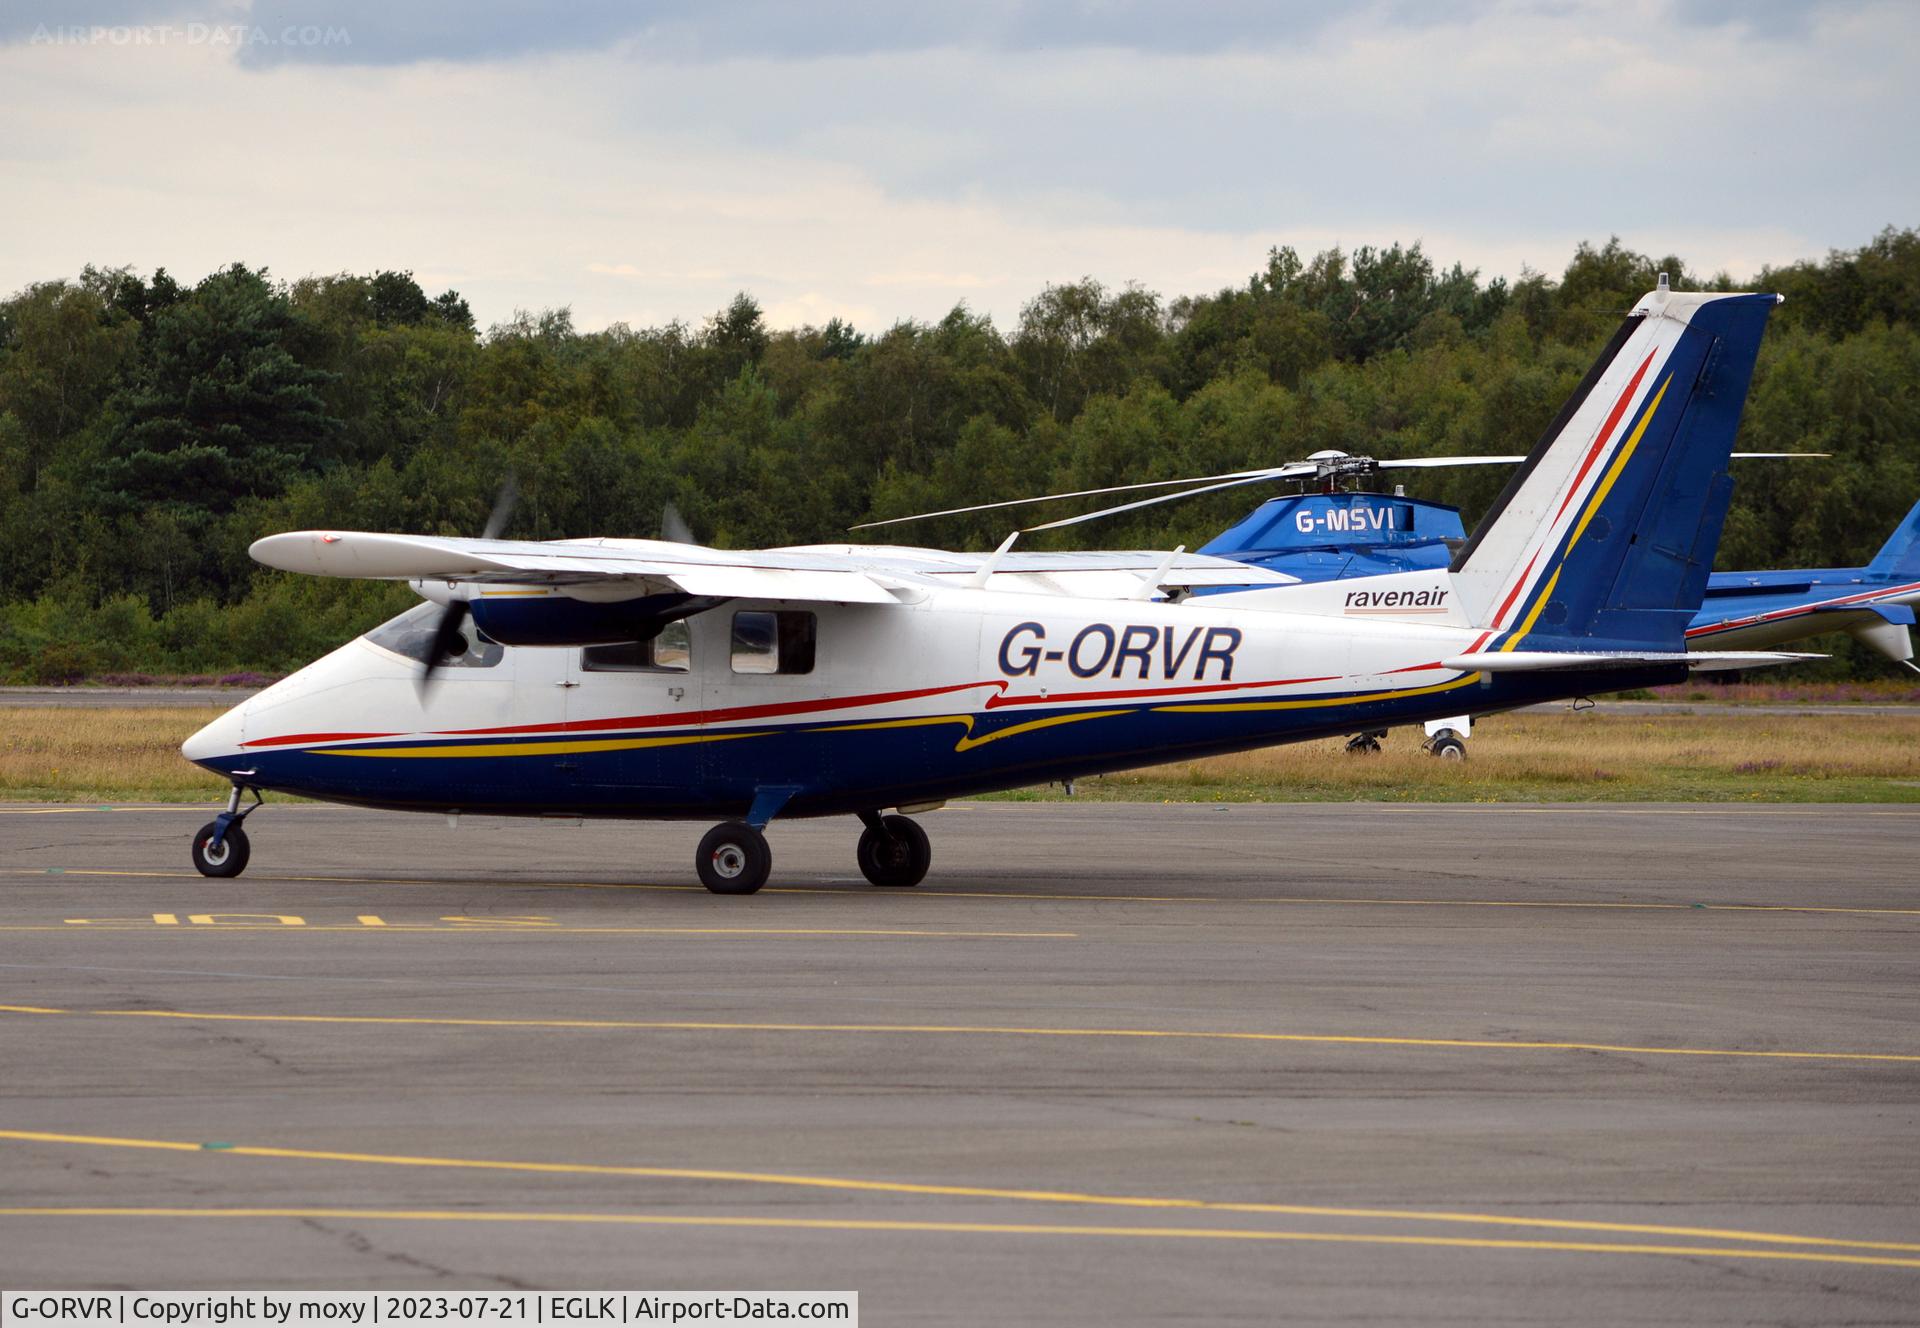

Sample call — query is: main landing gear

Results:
[855,811,932,889]
[692,810,934,895]
[191,784,262,878]
[696,821,774,895]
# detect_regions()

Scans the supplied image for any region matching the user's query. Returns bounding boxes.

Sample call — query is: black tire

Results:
[1428,733,1468,761]
[857,815,931,889]
[191,821,250,878]
[696,821,771,895]
[1344,733,1383,755]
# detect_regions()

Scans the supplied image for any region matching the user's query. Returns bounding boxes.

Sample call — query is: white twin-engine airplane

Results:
[184,284,1805,893]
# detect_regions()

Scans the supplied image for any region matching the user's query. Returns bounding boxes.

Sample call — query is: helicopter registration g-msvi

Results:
[185,285,1807,893]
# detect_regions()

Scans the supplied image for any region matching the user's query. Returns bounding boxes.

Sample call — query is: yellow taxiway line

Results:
[3,1130,1919,1263]
[5,866,1917,916]
[0,1208,1917,1270]
[4,1006,1915,1063]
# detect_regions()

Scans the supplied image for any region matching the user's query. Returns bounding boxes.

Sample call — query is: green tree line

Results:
[1,229,1916,683]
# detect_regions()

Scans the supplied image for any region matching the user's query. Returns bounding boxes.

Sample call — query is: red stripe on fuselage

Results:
[241,731,400,748]
[441,678,1010,737]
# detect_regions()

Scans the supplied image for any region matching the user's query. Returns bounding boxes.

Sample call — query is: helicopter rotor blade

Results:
[1023,465,1317,533]
[1373,455,1528,469]
[849,467,1289,531]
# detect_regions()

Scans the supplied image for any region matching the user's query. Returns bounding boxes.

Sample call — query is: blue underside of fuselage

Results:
[193,666,1681,820]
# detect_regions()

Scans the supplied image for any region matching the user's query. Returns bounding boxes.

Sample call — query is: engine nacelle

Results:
[466,591,701,646]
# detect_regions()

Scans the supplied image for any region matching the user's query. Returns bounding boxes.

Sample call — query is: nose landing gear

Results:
[192,784,262,878]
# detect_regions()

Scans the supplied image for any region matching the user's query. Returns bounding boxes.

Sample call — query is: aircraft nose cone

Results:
[181,703,247,769]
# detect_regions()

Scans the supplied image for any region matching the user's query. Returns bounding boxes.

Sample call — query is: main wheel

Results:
[856,815,931,889]
[1428,731,1468,761]
[696,821,771,895]
[191,822,251,878]
[1344,732,1383,755]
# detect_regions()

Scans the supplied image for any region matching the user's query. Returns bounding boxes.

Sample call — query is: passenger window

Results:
[581,620,691,673]
[731,610,815,675]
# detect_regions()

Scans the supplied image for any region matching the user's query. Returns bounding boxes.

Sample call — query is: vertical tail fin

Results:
[1450,286,1779,649]
[1866,499,1920,579]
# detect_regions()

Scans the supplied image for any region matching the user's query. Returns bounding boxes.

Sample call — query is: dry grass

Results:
[3,705,1918,804]
[0,706,231,802]
[1054,710,1920,803]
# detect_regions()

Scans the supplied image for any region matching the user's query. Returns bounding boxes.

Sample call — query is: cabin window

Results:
[364,602,503,669]
[581,620,692,673]
[731,610,815,675]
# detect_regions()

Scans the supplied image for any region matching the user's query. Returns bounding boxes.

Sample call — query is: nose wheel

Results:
[191,784,262,878]
[696,821,772,894]
[856,812,931,888]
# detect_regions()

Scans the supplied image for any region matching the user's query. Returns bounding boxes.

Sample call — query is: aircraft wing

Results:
[251,531,902,603]
[250,531,1296,604]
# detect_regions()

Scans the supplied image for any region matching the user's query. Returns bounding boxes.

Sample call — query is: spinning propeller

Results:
[418,475,519,692]
[851,449,1823,535]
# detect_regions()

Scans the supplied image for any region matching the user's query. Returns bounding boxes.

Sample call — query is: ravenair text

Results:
[1342,588,1449,611]
[998,622,1242,681]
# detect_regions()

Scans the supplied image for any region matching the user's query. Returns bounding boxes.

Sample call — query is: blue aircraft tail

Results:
[1866,499,1920,579]
[1448,286,1779,650]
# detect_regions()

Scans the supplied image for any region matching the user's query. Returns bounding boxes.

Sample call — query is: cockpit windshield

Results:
[363,602,504,668]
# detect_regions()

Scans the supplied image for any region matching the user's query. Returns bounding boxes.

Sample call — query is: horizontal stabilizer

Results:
[1441,650,1822,673]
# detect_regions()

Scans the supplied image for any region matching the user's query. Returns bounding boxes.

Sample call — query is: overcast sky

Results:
[4,1,1916,332]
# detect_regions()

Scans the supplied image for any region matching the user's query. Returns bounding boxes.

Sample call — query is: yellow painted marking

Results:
[7,1129,1917,1256]
[356,915,387,927]
[18,1008,1913,1063]
[187,913,304,926]
[1154,673,1481,715]
[0,1206,1914,1270]
[5,864,1919,916]
[317,733,759,759]
[0,1005,65,1015]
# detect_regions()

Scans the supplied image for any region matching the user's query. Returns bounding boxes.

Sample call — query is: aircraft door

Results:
[562,618,703,807]
[701,604,832,799]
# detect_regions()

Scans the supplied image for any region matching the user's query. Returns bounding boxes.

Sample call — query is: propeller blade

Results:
[417,600,472,694]
[849,467,1290,531]
[481,474,520,541]
[1024,465,1316,533]
[661,502,695,544]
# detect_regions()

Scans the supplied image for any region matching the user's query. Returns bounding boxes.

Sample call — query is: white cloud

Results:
[0,1,1913,333]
